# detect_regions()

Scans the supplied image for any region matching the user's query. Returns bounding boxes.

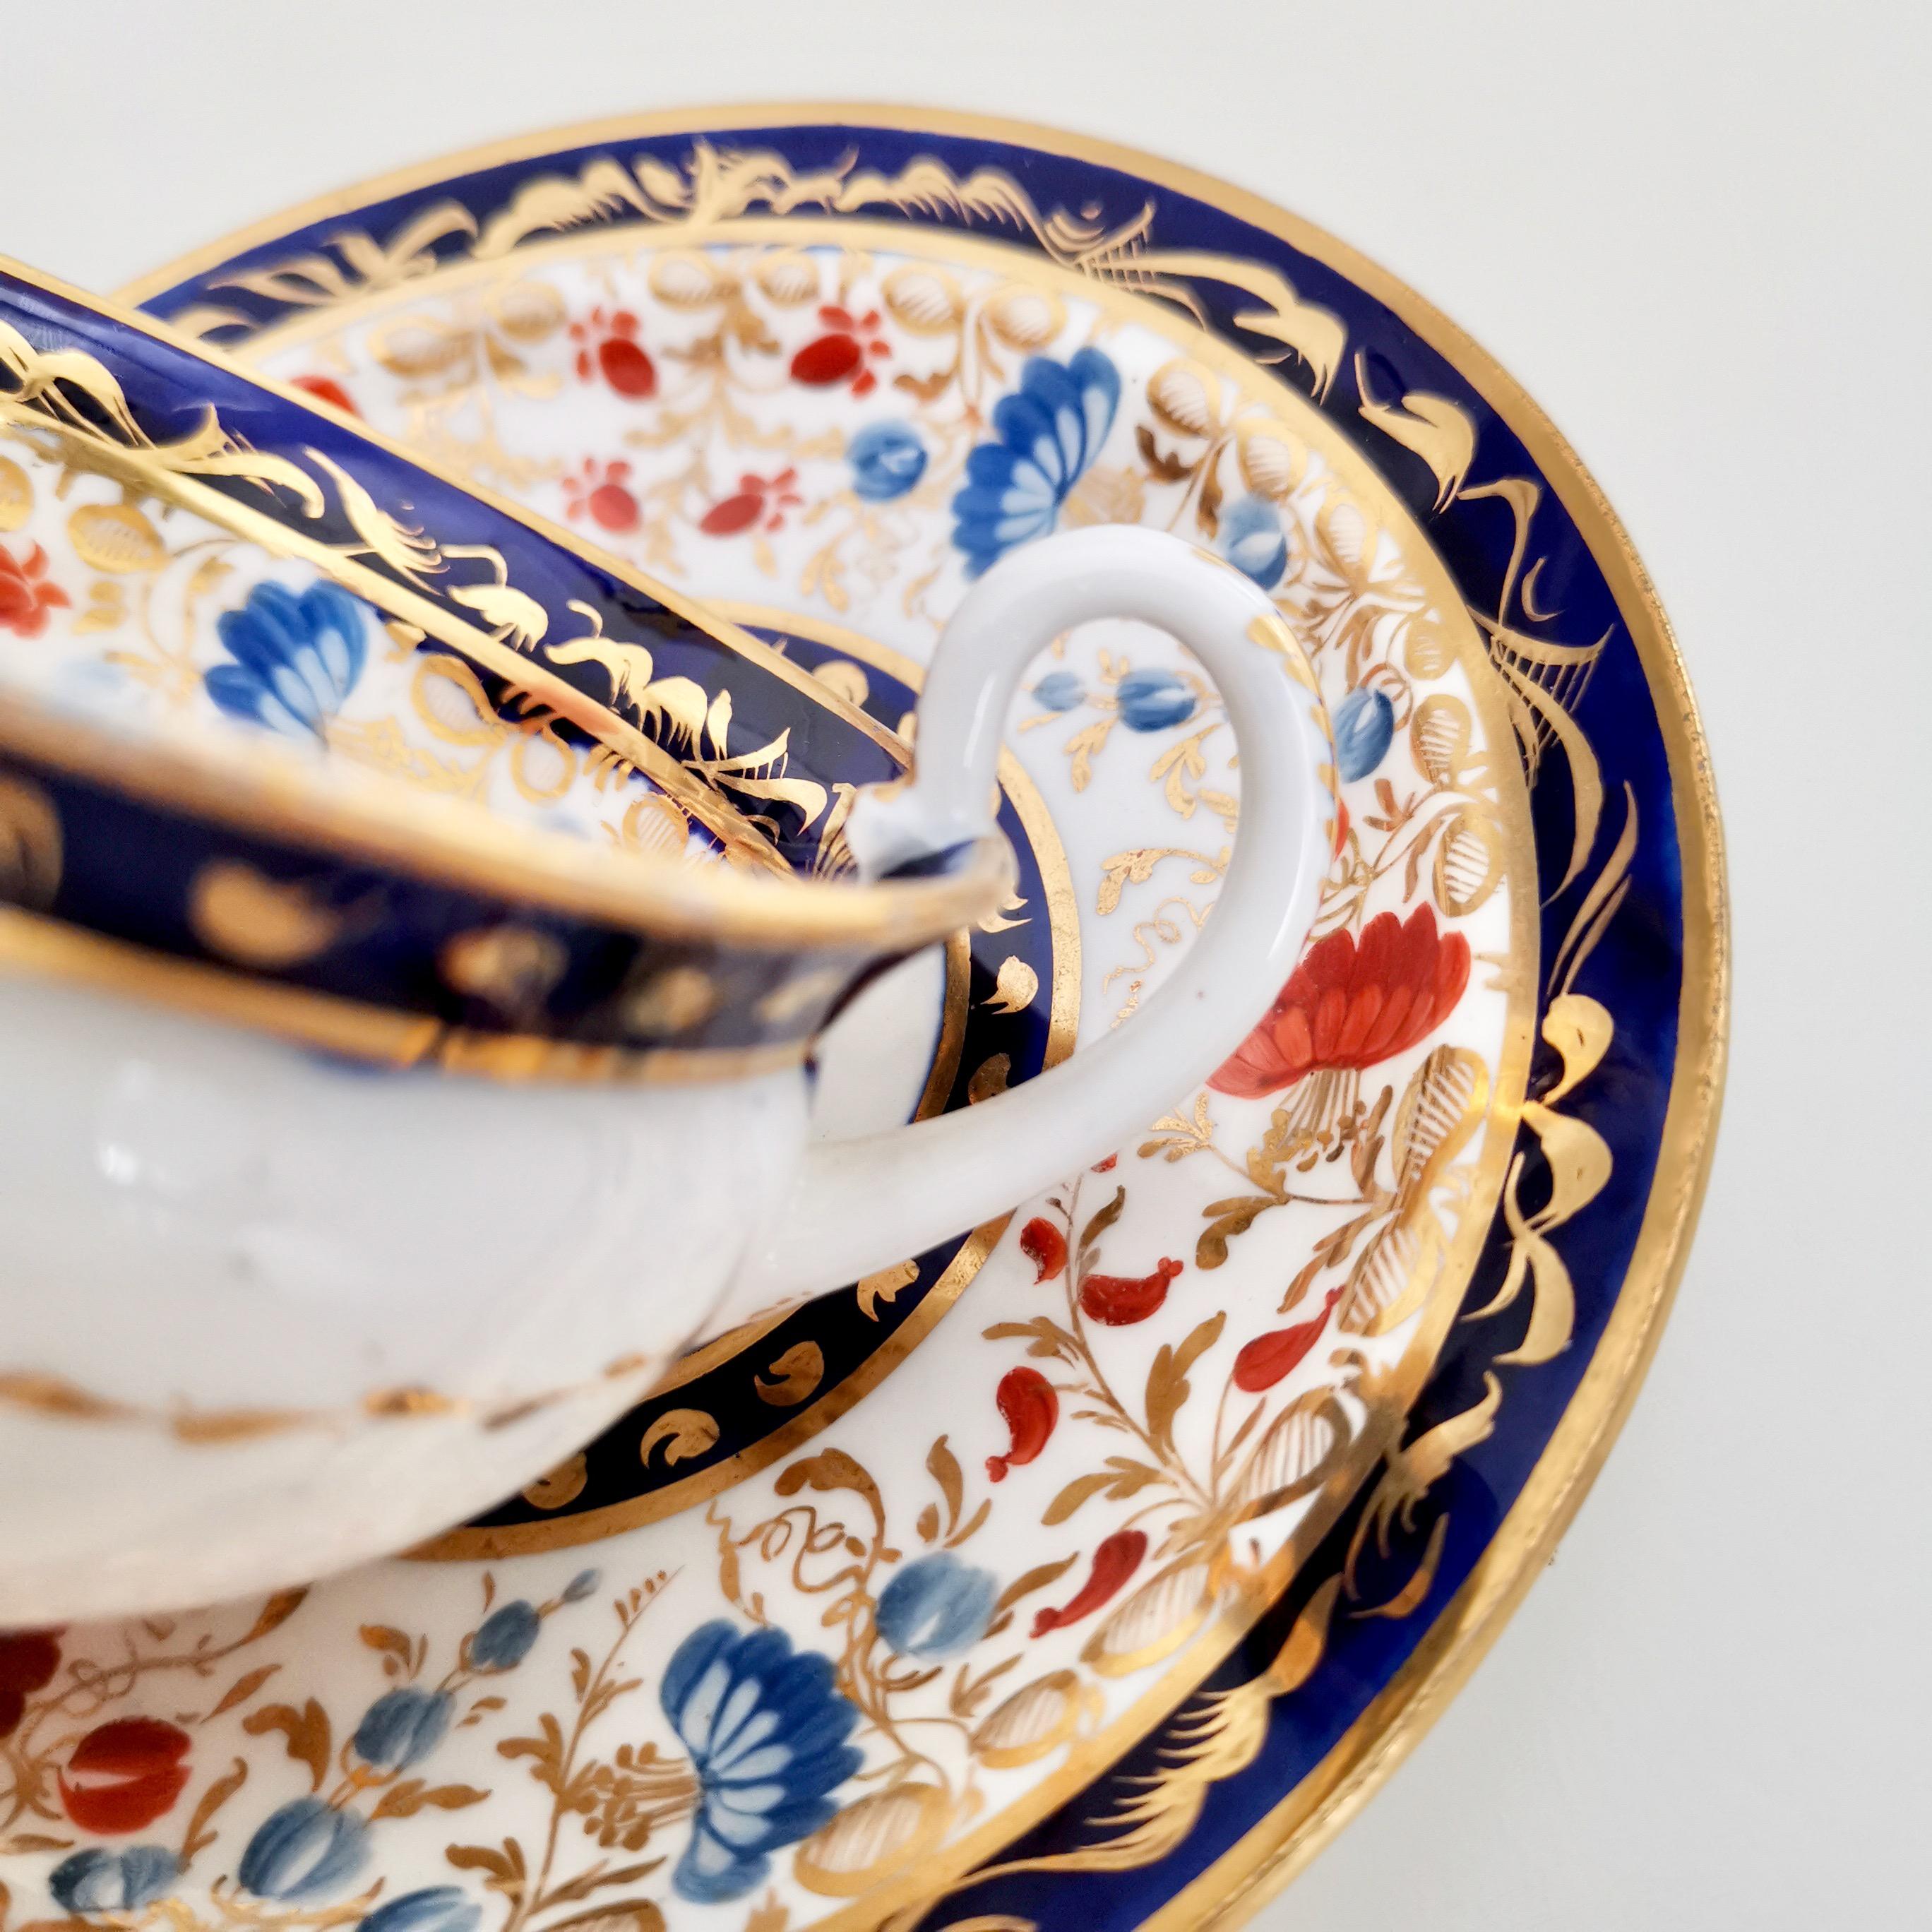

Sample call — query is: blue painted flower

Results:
[1117,667,1197,732]
[1032,669,1085,712]
[660,1620,862,1904]
[49,1846,179,1915]
[1332,687,1396,781]
[470,1599,541,1671]
[356,1886,482,1932]
[951,348,1121,576]
[205,580,369,739]
[1217,494,1289,589]
[562,1568,600,1604]
[351,1686,452,1770]
[237,1796,369,1901]
[847,422,928,502]
[876,1554,999,1661]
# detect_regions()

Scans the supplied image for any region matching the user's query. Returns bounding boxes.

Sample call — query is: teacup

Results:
[0,261,1335,1623]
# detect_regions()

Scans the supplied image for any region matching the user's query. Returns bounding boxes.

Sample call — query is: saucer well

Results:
[0,108,1722,1932]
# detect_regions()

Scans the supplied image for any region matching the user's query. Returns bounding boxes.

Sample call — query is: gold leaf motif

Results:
[1082,1557,1217,1678]
[981,955,1039,1015]
[970,1669,1092,1768]
[754,1341,825,1407]
[982,284,1065,352]
[1230,1388,1352,1515]
[621,965,720,1035]
[0,453,31,530]
[66,501,165,573]
[809,657,870,708]
[1410,694,1472,788]
[881,264,963,334]
[0,1370,129,1421]
[540,1906,665,1932]
[412,655,503,744]
[489,279,566,343]
[967,1053,1010,1104]
[441,925,568,1010]
[189,861,342,969]
[794,1783,950,1897]
[0,775,61,909]
[856,1258,919,1320]
[609,792,690,859]
[1391,1045,1490,1200]
[448,580,547,650]
[1236,422,1307,500]
[649,249,726,307]
[370,315,472,381]
[1433,807,1504,917]
[1146,358,1217,439]
[755,249,821,306]
[638,1408,719,1467]
[521,1452,588,1510]
[1354,350,1476,511]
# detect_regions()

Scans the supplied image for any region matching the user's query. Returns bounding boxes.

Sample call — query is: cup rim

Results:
[0,257,1013,951]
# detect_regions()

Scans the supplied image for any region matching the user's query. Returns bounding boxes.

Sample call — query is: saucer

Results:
[0,109,1722,1932]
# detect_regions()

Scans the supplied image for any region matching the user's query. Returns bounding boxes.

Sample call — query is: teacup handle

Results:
[732,525,1333,1306]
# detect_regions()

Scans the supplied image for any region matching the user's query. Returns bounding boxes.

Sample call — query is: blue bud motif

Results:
[351,1686,453,1771]
[562,1568,600,1604]
[1332,687,1397,782]
[1217,494,1289,589]
[847,422,929,502]
[49,1846,179,1916]
[237,1797,369,1902]
[470,1600,541,1671]
[1031,669,1085,712]
[1116,667,1197,733]
[876,1553,1000,1660]
[356,1887,483,1932]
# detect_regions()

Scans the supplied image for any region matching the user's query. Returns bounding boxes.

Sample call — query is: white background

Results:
[6,3,1926,1925]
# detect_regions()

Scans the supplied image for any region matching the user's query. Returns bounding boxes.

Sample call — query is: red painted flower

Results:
[699,467,801,537]
[571,307,657,399]
[60,1717,191,1834]
[1232,1288,1342,1392]
[987,1366,1059,1482]
[561,458,639,534]
[289,374,359,417]
[790,305,889,396]
[1080,1257,1183,1326]
[1210,905,1470,1100]
[1019,1217,1066,1284]
[0,1628,61,1739]
[0,542,71,638]
[1032,1530,1147,1637]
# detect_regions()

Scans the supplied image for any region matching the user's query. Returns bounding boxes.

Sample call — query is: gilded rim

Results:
[123,106,1729,1927]
[0,254,1014,955]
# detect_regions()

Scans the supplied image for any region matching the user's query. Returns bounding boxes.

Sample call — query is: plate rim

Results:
[119,102,1729,1928]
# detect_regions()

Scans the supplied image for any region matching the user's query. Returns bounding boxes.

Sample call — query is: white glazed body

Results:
[0,973,809,1622]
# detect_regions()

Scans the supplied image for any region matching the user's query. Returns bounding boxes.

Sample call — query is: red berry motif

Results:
[561,458,639,534]
[1019,1216,1066,1284]
[1231,1289,1342,1393]
[571,308,657,399]
[1080,1256,1183,1326]
[0,542,71,638]
[289,374,359,416]
[1031,1530,1147,1637]
[790,306,890,396]
[699,468,801,537]
[0,1629,61,1739]
[60,1717,191,1834]
[986,1366,1058,1482]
